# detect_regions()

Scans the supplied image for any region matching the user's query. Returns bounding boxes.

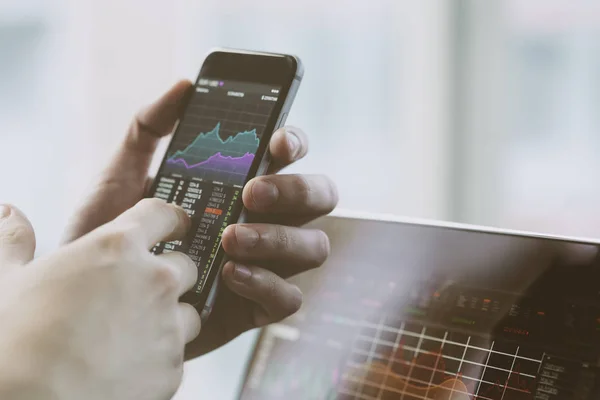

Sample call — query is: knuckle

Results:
[174,251,198,281]
[96,228,138,256]
[0,224,32,247]
[292,175,312,204]
[266,273,279,300]
[174,251,195,267]
[138,198,188,237]
[138,197,168,212]
[152,263,180,293]
[126,113,156,154]
[272,225,292,252]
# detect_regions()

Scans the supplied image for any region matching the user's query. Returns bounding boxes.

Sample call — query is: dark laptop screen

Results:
[238,215,600,400]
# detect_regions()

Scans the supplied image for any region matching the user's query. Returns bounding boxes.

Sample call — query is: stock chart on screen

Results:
[165,122,260,186]
[149,79,280,293]
[240,216,600,400]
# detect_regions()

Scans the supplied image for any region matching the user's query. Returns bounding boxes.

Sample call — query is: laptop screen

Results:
[237,214,600,400]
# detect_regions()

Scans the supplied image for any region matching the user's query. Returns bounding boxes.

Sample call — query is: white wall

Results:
[0,1,454,399]
[455,0,600,237]
[0,0,79,253]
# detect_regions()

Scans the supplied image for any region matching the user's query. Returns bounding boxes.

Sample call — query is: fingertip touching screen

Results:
[149,78,282,294]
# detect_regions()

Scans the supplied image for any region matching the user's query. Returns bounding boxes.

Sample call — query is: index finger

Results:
[113,198,191,249]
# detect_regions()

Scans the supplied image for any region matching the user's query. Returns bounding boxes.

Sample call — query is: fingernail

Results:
[234,225,259,249]
[233,264,252,283]
[286,129,301,159]
[251,180,278,208]
[0,205,11,219]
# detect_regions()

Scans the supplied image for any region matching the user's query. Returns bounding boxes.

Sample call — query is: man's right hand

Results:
[0,199,200,400]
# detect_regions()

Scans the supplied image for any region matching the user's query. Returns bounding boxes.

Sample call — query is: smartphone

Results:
[147,49,303,320]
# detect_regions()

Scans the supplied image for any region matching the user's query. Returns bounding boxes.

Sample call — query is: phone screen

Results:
[149,77,283,295]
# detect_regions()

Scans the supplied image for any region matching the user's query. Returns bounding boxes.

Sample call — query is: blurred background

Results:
[1,0,599,398]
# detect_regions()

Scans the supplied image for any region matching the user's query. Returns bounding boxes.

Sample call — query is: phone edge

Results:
[200,58,304,324]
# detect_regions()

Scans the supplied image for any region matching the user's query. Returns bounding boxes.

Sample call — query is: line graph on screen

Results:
[335,318,540,400]
[164,122,259,185]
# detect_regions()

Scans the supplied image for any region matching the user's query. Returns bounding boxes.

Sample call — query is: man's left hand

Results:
[62,80,338,358]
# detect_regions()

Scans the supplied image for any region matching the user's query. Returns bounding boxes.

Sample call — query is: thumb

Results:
[0,205,36,267]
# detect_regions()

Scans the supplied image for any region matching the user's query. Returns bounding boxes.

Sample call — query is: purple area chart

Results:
[164,122,259,185]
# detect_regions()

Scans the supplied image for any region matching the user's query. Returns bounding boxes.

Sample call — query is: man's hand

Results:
[62,80,338,358]
[62,80,194,240]
[0,201,200,400]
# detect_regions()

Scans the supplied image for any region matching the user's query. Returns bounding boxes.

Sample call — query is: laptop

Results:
[237,210,600,399]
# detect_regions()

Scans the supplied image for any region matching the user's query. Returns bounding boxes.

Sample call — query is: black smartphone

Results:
[147,49,303,321]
